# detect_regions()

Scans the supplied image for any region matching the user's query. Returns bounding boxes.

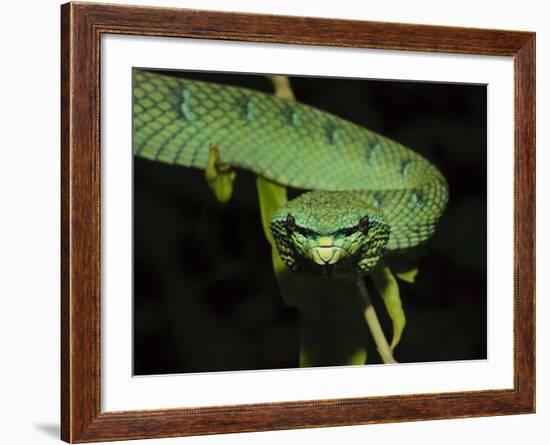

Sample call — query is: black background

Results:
[133,70,487,375]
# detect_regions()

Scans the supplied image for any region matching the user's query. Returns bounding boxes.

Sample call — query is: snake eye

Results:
[286,213,296,231]
[343,227,356,237]
[359,216,369,232]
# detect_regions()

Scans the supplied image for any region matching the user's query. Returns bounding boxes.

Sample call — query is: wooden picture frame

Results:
[61,2,535,442]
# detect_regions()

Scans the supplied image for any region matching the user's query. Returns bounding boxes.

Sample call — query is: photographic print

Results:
[62,4,535,440]
[132,69,487,375]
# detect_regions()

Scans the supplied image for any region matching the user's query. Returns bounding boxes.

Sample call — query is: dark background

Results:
[133,70,487,375]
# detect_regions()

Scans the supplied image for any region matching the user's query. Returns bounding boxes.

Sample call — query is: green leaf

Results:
[256,176,288,275]
[395,267,418,284]
[371,262,406,350]
[205,144,236,203]
[346,348,368,366]
[385,255,420,283]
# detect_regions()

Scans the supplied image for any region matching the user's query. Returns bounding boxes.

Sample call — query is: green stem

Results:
[356,277,398,364]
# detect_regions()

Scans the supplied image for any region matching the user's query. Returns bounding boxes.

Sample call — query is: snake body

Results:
[134,70,449,278]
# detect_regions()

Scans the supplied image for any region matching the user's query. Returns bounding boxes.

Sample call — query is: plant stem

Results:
[269,75,296,100]
[356,277,398,364]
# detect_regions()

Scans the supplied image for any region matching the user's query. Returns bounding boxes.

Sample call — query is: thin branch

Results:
[356,277,398,364]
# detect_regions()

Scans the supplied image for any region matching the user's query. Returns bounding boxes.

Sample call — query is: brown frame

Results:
[61,1,536,443]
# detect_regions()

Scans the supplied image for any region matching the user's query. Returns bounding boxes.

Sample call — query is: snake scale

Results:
[133,70,449,279]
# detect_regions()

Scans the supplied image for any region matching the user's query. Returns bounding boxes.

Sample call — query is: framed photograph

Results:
[61,2,535,442]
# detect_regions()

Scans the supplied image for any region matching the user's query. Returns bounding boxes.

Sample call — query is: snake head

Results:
[270,191,391,279]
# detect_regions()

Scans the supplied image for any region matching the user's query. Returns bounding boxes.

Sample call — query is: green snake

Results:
[133,70,449,279]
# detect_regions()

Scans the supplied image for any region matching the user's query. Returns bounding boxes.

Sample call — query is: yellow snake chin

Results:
[307,235,342,265]
[310,246,345,266]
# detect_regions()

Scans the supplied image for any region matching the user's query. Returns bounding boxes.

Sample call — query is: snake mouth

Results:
[310,246,345,265]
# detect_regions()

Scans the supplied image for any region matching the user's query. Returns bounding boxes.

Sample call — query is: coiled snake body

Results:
[134,70,449,278]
